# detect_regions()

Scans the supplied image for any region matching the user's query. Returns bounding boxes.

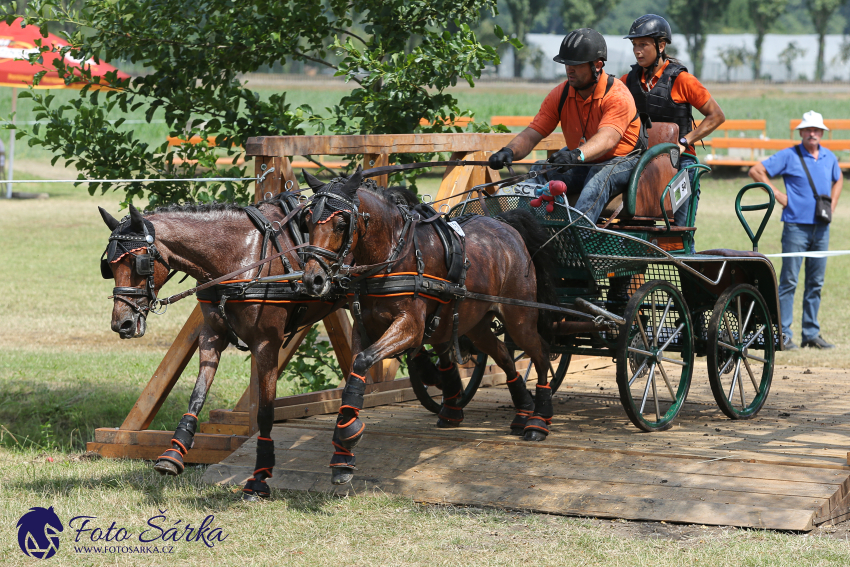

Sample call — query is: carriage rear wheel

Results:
[616,280,694,432]
[707,284,774,419]
[409,345,488,414]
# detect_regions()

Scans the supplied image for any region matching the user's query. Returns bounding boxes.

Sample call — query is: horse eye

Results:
[334,220,347,232]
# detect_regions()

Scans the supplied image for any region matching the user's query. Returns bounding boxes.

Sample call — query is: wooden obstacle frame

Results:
[88,131,568,463]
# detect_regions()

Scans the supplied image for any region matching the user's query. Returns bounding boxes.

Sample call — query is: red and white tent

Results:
[0,18,129,197]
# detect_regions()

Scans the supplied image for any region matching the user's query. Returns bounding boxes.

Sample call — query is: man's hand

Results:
[488,147,514,170]
[548,147,583,172]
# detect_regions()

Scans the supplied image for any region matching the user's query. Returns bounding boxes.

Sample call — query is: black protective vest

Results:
[625,60,694,138]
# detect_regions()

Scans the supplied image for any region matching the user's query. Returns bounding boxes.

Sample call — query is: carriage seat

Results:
[598,122,682,223]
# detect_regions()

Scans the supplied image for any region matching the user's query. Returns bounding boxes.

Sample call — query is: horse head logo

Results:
[16,506,63,559]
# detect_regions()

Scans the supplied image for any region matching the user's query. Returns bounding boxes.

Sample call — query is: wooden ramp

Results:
[203,361,850,531]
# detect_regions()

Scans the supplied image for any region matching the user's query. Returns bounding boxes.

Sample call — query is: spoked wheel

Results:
[509,350,571,393]
[409,344,488,414]
[616,280,694,432]
[707,284,775,419]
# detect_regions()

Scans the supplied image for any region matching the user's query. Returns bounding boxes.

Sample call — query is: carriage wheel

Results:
[507,350,571,393]
[616,280,694,432]
[409,345,488,414]
[707,284,774,420]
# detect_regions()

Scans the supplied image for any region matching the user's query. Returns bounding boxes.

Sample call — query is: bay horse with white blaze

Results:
[300,167,559,485]
[99,195,346,500]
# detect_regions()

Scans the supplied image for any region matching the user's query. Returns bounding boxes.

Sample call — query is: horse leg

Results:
[331,315,423,485]
[434,348,465,427]
[241,338,282,501]
[154,326,228,476]
[407,349,443,389]
[501,308,553,442]
[464,318,535,435]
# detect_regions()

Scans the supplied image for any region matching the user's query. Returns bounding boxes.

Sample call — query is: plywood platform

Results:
[203,361,850,531]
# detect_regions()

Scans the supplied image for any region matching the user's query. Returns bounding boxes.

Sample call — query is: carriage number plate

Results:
[669,169,691,213]
[448,221,465,237]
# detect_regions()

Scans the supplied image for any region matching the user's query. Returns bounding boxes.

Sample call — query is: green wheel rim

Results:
[707,284,774,419]
[616,280,694,432]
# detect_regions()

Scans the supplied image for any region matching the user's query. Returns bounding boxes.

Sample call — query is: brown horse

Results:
[98,195,345,500]
[300,168,559,485]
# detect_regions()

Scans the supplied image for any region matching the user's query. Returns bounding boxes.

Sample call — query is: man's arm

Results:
[578,126,621,162]
[831,173,843,212]
[504,127,544,161]
[748,162,788,207]
[685,98,725,149]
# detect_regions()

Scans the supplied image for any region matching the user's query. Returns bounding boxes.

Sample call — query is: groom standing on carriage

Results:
[488,28,645,224]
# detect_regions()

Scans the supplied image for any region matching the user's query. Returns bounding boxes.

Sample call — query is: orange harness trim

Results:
[170,439,189,456]
[536,383,551,390]
[349,373,367,383]
[506,372,521,384]
[183,413,198,419]
[198,299,331,304]
[438,363,455,372]
[253,467,273,477]
[257,436,273,442]
[337,416,359,429]
[366,271,451,283]
[332,441,354,456]
[339,405,360,416]
[110,247,147,264]
[345,292,451,304]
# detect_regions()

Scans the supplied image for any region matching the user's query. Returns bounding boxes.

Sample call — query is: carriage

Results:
[411,124,782,432]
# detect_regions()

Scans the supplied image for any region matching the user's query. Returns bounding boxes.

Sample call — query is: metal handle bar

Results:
[659,163,711,231]
[735,182,776,252]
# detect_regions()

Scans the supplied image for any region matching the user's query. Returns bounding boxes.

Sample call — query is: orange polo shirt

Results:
[619,60,711,109]
[527,70,641,162]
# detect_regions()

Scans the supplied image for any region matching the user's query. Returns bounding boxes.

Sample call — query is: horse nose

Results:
[118,318,135,338]
[310,273,325,295]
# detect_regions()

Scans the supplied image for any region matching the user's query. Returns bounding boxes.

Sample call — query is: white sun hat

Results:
[795,110,829,131]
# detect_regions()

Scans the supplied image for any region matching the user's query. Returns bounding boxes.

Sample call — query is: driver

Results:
[621,14,725,241]
[488,28,644,224]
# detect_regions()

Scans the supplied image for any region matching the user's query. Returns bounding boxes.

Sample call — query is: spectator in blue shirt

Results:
[749,111,843,349]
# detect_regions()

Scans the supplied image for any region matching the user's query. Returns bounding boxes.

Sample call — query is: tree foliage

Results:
[667,0,733,78]
[746,0,787,79]
[3,0,510,207]
[807,0,845,81]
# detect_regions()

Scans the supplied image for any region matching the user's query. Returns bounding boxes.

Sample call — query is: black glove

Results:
[548,147,583,172]
[488,147,513,170]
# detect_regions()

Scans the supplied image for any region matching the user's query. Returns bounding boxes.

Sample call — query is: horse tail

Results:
[496,209,558,344]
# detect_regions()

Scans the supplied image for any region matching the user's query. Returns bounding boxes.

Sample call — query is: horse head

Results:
[98,204,171,339]
[301,167,366,297]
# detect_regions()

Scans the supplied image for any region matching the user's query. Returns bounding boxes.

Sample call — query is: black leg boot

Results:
[436,363,464,427]
[524,384,553,442]
[506,372,535,435]
[329,372,366,485]
[154,413,197,476]
[242,437,275,501]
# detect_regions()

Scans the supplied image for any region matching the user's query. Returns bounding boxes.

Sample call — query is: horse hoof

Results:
[332,467,354,485]
[153,459,180,476]
[241,491,260,502]
[509,428,524,436]
[436,418,461,428]
[523,429,548,442]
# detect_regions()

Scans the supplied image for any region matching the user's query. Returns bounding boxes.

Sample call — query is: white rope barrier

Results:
[764,251,850,258]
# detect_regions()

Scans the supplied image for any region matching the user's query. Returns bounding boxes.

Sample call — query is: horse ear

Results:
[302,170,325,190]
[98,206,120,231]
[128,203,145,232]
[342,165,363,198]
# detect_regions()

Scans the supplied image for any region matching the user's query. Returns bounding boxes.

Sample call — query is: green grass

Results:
[2,448,850,566]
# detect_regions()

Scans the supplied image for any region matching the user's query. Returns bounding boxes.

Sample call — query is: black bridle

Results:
[299,184,369,279]
[101,219,172,316]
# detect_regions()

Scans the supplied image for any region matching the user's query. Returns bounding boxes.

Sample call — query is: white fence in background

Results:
[499,34,850,82]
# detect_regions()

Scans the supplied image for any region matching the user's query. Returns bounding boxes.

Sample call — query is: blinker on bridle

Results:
[300,182,370,278]
[101,217,171,315]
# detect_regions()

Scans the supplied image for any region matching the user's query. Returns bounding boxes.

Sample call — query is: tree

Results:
[560,0,622,32]
[502,0,550,77]
[717,45,753,82]
[746,0,787,80]
[667,0,733,78]
[3,0,509,207]
[779,41,807,81]
[807,0,845,81]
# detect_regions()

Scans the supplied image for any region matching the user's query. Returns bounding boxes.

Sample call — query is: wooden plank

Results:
[363,153,389,189]
[254,155,284,202]
[93,428,248,451]
[273,378,413,408]
[246,133,567,158]
[279,156,299,191]
[120,305,204,431]
[274,386,418,421]
[437,151,475,210]
[207,410,250,426]
[87,443,236,465]
[322,310,353,377]
[198,423,251,436]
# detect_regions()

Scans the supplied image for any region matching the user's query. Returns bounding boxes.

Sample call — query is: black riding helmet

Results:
[624,14,673,43]
[553,28,607,65]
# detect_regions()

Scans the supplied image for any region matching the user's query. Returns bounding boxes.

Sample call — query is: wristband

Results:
[577,149,585,162]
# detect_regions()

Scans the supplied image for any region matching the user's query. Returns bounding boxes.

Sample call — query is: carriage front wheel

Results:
[707,284,775,419]
[616,280,694,432]
[409,345,488,414]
